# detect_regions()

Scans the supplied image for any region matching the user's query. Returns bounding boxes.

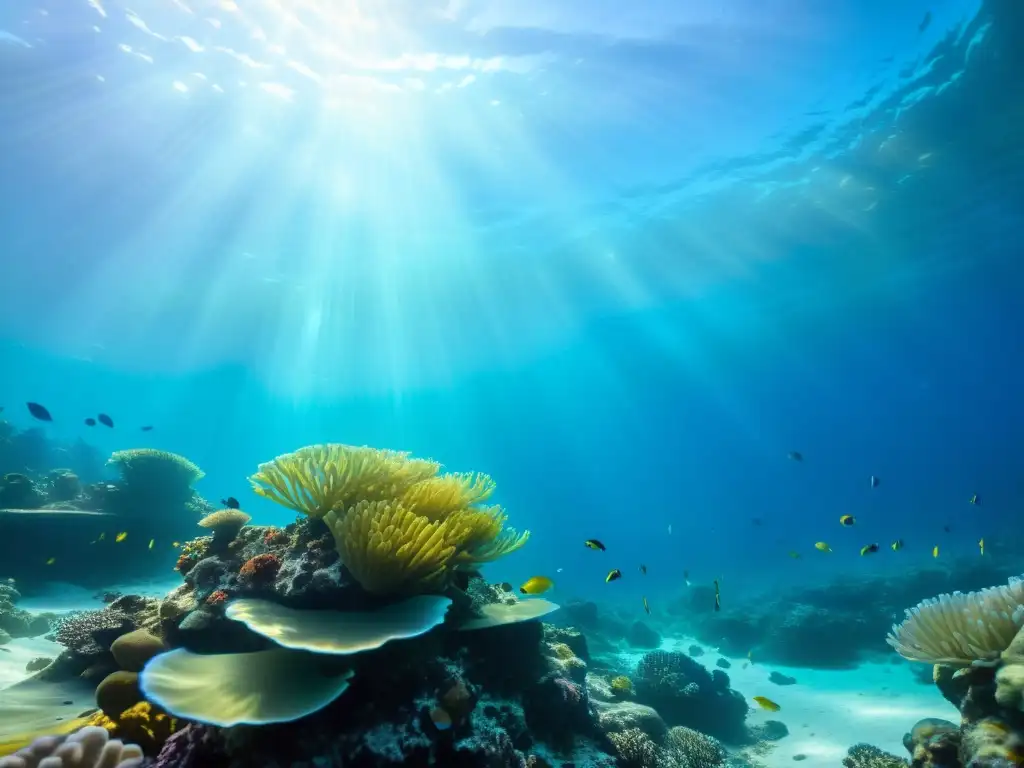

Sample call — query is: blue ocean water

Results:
[0,4,1022,760]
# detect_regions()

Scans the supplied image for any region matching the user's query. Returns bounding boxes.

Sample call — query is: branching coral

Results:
[249,444,439,519]
[253,443,530,595]
[664,726,725,767]
[886,576,1024,665]
[841,743,908,767]
[607,728,659,768]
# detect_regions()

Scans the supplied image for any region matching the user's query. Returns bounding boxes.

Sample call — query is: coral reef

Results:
[843,743,909,767]
[879,574,1024,767]
[632,650,750,742]
[0,584,52,639]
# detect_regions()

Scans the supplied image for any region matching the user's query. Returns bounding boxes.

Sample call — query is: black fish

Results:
[788,451,803,462]
[26,402,53,421]
[639,564,647,575]
[222,497,240,509]
[584,539,606,551]
[84,418,96,426]
[918,11,932,33]
[141,425,154,432]
[97,413,114,428]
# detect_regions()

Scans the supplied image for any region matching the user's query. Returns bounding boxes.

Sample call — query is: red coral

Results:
[175,555,196,575]
[206,590,228,606]
[263,528,288,547]
[239,553,280,583]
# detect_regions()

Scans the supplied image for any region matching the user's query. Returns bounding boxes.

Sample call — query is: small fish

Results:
[943,525,951,533]
[26,402,53,421]
[45,557,56,565]
[222,497,240,509]
[751,517,763,526]
[891,540,904,551]
[148,539,155,550]
[840,515,856,526]
[556,567,564,573]
[97,413,114,428]
[747,650,753,663]
[788,451,803,462]
[519,576,553,595]
[606,569,622,583]
[870,475,880,488]
[115,531,128,543]
[667,524,672,535]
[788,551,801,559]
[141,425,153,431]
[172,541,181,548]
[683,569,691,587]
[860,543,879,556]
[713,580,721,612]
[753,696,781,712]
[979,538,985,556]
[932,545,939,558]
[639,564,647,575]
[584,539,606,551]
[98,532,106,541]
[969,494,979,505]
[918,10,932,33]
[642,596,650,615]
[84,418,96,426]
[815,542,831,552]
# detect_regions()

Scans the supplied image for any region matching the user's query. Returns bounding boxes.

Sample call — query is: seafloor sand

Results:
[648,637,957,766]
[2,584,955,765]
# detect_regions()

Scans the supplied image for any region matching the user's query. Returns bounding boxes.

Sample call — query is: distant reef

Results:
[0,415,216,588]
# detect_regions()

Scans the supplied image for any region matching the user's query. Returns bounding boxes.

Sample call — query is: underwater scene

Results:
[1,0,1023,766]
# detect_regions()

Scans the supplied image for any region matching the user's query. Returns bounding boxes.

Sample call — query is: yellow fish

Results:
[839,515,856,526]
[519,576,553,595]
[979,538,985,555]
[969,494,979,505]
[932,545,939,558]
[891,540,904,551]
[814,542,831,552]
[752,696,781,712]
[45,557,56,565]
[115,532,128,543]
[172,541,181,548]
[606,569,622,583]
[148,539,155,550]
[860,543,880,556]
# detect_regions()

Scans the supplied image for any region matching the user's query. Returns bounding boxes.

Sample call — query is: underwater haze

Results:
[2,1,1024,766]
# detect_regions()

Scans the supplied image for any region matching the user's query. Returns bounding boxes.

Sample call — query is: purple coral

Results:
[554,677,582,705]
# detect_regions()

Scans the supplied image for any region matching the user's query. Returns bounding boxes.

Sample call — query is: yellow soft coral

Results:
[88,702,180,756]
[326,500,459,594]
[400,473,496,520]
[610,675,634,697]
[250,444,439,519]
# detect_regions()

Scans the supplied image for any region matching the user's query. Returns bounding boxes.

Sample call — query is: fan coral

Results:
[664,726,725,767]
[239,554,281,583]
[886,576,1024,665]
[610,676,634,697]
[249,444,439,519]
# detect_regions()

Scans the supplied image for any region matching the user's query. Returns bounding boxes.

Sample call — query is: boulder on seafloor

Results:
[632,649,750,743]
